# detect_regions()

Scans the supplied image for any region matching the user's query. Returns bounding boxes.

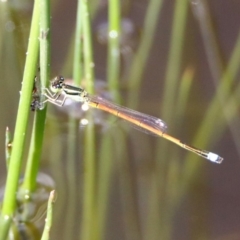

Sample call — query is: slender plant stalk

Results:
[156,68,195,240]
[92,1,121,239]
[218,81,240,134]
[127,0,164,108]
[144,172,161,240]
[73,0,83,85]
[162,68,195,207]
[93,135,114,240]
[0,1,40,238]
[161,0,189,123]
[116,131,143,240]
[81,1,96,240]
[155,0,189,186]
[22,0,50,192]
[82,0,94,93]
[144,69,194,240]
[46,120,66,239]
[107,0,121,101]
[41,190,56,240]
[213,82,240,143]
[18,0,50,234]
[64,0,82,238]
[175,68,194,128]
[145,1,189,239]
[191,0,223,82]
[0,3,5,49]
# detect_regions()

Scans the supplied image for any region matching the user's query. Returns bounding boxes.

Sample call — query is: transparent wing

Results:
[88,95,167,136]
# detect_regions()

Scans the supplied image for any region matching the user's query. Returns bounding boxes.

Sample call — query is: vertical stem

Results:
[127,0,164,108]
[146,1,189,239]
[64,1,83,238]
[22,0,50,192]
[82,0,94,93]
[161,0,189,122]
[0,0,40,238]
[81,1,96,240]
[73,0,82,85]
[107,0,121,101]
[41,191,56,240]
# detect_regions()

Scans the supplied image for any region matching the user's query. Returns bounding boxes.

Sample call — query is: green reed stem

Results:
[22,0,50,192]
[0,0,40,238]
[116,131,142,240]
[107,0,121,101]
[82,0,94,93]
[157,68,195,240]
[191,0,223,82]
[41,190,56,240]
[93,134,114,240]
[64,1,82,238]
[127,0,164,108]
[155,0,189,181]
[161,0,189,122]
[81,122,96,240]
[146,1,189,239]
[73,0,82,85]
[175,67,194,127]
[92,2,121,239]
[81,1,96,240]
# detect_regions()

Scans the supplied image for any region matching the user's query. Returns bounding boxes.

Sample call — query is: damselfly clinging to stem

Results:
[39,76,223,164]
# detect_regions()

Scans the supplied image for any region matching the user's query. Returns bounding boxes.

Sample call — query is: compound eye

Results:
[56,76,64,85]
[52,76,64,88]
[50,76,65,92]
[59,76,64,82]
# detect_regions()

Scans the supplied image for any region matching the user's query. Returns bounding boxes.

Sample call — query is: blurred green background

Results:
[0,0,240,239]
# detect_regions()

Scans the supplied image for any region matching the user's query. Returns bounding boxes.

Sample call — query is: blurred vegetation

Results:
[0,0,240,240]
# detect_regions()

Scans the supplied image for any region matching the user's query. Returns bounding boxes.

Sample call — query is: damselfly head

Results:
[50,76,65,92]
